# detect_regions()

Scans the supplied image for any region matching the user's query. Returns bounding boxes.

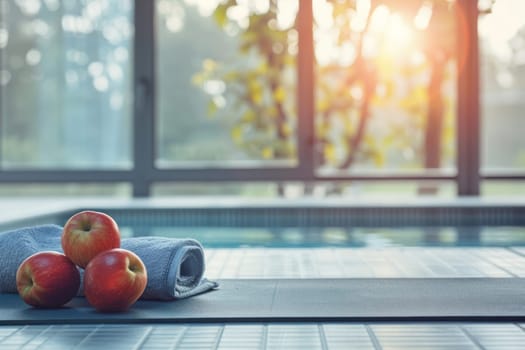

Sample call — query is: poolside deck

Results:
[2,246,525,349]
[205,246,525,279]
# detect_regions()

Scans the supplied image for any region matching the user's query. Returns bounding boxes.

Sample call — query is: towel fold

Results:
[0,224,218,300]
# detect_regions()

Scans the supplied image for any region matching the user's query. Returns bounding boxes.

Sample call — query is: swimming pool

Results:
[113,225,525,248]
[4,201,523,248]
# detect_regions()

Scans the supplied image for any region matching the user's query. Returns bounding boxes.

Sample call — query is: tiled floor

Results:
[3,247,525,349]
[205,247,525,278]
[1,323,525,350]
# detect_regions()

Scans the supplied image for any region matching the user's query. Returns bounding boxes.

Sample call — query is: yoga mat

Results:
[2,278,525,325]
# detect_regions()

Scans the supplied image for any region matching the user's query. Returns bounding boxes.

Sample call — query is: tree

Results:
[193,0,297,162]
[195,0,460,193]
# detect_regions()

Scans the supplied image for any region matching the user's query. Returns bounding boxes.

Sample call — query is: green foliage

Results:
[213,1,233,28]
[195,0,458,170]
[193,0,296,161]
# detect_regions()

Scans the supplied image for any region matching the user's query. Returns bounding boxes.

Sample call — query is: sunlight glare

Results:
[414,1,433,30]
[313,0,333,29]
[276,0,298,30]
[387,14,414,50]
[478,0,525,62]
[313,0,338,66]
[369,6,415,58]
[351,0,371,32]
[369,5,390,33]
[227,5,250,29]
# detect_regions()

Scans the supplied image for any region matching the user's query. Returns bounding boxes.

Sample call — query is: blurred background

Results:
[0,0,523,198]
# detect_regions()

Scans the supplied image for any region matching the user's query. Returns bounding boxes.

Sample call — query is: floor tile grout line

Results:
[212,324,225,350]
[2,325,51,348]
[25,324,56,349]
[261,324,268,350]
[73,324,102,350]
[130,325,153,350]
[471,250,520,277]
[365,324,383,350]
[4,324,50,349]
[0,325,25,346]
[168,325,187,350]
[460,325,487,350]
[507,246,525,258]
[318,324,329,350]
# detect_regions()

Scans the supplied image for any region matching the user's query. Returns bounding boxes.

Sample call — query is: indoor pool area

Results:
[1,0,525,348]
[1,198,525,349]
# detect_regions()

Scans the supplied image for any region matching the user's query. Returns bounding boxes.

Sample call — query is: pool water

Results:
[119,225,525,248]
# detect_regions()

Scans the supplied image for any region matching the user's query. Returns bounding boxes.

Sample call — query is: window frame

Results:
[0,0,522,197]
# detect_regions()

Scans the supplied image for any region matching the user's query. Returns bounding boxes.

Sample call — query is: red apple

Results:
[61,210,121,268]
[84,248,147,312]
[16,251,80,308]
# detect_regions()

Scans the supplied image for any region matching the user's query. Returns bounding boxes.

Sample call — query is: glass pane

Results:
[151,180,455,198]
[0,183,131,197]
[482,180,525,197]
[479,0,525,171]
[156,0,298,167]
[152,182,278,197]
[314,0,457,175]
[0,0,133,169]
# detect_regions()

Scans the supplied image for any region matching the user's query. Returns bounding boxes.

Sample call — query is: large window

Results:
[156,0,297,168]
[313,0,457,177]
[0,0,523,197]
[479,0,525,171]
[0,0,133,169]
[478,0,525,196]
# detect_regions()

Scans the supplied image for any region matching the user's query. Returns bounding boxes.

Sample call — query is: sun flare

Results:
[383,13,415,55]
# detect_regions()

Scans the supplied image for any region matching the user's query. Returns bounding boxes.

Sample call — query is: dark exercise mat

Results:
[1,278,525,325]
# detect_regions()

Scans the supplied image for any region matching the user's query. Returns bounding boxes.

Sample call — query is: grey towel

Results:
[0,224,218,300]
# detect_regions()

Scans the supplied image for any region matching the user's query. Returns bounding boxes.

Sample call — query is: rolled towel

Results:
[121,236,218,300]
[0,224,218,300]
